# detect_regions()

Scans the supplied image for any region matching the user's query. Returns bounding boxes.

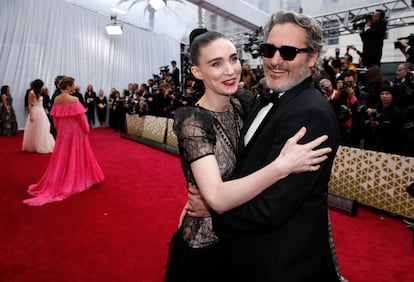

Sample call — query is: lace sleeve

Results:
[173,106,216,164]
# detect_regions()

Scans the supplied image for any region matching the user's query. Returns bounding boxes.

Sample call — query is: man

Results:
[212,11,341,281]
[396,34,414,64]
[170,60,180,88]
[331,70,365,148]
[50,75,65,139]
[319,78,334,100]
[392,62,414,112]
[358,9,387,67]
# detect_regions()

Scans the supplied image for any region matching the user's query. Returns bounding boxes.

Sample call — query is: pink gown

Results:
[22,96,55,153]
[23,102,104,206]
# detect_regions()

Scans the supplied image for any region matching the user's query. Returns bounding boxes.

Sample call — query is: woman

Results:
[96,89,107,128]
[108,89,122,131]
[22,79,55,153]
[164,31,331,282]
[0,85,18,136]
[23,76,104,206]
[84,84,96,129]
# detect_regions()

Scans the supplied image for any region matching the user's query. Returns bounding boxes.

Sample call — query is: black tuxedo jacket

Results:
[213,77,341,282]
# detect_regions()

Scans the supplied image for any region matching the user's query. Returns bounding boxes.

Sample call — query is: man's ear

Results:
[191,65,203,80]
[308,51,319,68]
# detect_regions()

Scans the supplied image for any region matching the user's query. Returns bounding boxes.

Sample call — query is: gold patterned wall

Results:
[141,116,167,143]
[329,146,414,219]
[126,114,178,149]
[166,118,178,148]
[126,114,144,136]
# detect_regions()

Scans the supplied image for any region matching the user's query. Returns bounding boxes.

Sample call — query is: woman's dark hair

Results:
[58,76,75,90]
[1,85,9,94]
[32,79,44,97]
[190,31,226,66]
[54,75,65,88]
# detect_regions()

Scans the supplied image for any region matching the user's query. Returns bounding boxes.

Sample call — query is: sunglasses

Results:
[260,43,310,61]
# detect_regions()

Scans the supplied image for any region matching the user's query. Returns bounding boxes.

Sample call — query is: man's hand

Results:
[186,185,211,218]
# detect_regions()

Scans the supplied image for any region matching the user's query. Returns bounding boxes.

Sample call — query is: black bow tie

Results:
[261,91,280,105]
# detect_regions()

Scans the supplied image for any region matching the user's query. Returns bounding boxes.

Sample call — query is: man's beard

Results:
[266,60,310,93]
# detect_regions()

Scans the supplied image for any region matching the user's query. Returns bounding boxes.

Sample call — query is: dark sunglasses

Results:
[260,43,310,61]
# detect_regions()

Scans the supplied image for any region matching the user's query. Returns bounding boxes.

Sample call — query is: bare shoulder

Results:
[55,94,79,105]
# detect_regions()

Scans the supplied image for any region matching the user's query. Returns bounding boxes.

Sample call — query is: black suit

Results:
[360,20,387,66]
[213,77,341,282]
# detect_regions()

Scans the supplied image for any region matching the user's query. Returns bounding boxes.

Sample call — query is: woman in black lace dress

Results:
[0,85,18,136]
[163,31,331,282]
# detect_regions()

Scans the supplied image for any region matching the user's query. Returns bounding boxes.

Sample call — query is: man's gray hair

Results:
[264,10,323,56]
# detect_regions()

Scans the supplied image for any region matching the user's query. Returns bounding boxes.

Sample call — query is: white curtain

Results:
[0,0,181,129]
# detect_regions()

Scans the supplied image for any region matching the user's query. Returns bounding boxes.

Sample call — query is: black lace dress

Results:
[164,90,255,282]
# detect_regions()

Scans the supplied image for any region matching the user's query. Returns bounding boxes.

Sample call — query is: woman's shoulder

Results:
[27,90,35,98]
[54,94,79,105]
[51,99,86,116]
[175,105,212,121]
[174,106,214,132]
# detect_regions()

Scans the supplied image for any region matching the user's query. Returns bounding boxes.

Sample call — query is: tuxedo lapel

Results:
[242,102,278,153]
[237,96,269,155]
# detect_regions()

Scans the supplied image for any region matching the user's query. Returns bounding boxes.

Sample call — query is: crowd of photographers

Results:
[321,58,413,157]
[319,8,413,157]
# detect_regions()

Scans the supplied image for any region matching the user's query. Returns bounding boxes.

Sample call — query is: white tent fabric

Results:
[0,0,180,130]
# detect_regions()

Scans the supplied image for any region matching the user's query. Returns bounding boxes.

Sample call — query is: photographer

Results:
[170,60,180,89]
[331,71,366,148]
[395,34,414,64]
[393,63,414,112]
[358,9,387,67]
[322,47,344,86]
[364,84,404,154]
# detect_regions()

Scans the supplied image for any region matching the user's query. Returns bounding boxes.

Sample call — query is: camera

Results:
[407,71,414,84]
[351,13,373,30]
[343,81,354,88]
[394,41,403,49]
[352,21,366,31]
[337,104,351,123]
[395,34,414,49]
[357,105,383,126]
[365,111,384,125]
[159,65,169,74]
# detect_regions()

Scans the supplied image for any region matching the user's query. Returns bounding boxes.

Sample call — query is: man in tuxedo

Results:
[212,11,341,281]
[170,60,180,89]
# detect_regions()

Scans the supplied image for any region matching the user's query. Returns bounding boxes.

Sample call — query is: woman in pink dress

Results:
[22,79,55,153]
[23,76,104,206]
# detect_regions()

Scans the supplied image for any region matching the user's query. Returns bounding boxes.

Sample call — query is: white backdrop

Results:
[0,0,181,129]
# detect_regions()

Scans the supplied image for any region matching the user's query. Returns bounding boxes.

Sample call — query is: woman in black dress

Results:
[96,89,107,128]
[84,84,96,129]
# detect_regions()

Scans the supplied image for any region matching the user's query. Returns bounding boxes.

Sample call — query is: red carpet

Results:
[0,129,413,282]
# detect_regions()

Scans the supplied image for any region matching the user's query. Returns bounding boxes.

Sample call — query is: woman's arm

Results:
[28,92,35,121]
[76,112,90,134]
[1,94,9,113]
[191,127,331,214]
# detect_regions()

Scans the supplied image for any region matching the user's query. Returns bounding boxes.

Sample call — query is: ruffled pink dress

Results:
[23,102,104,206]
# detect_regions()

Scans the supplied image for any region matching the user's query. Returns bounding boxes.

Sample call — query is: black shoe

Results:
[403,218,414,230]
[403,218,414,225]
